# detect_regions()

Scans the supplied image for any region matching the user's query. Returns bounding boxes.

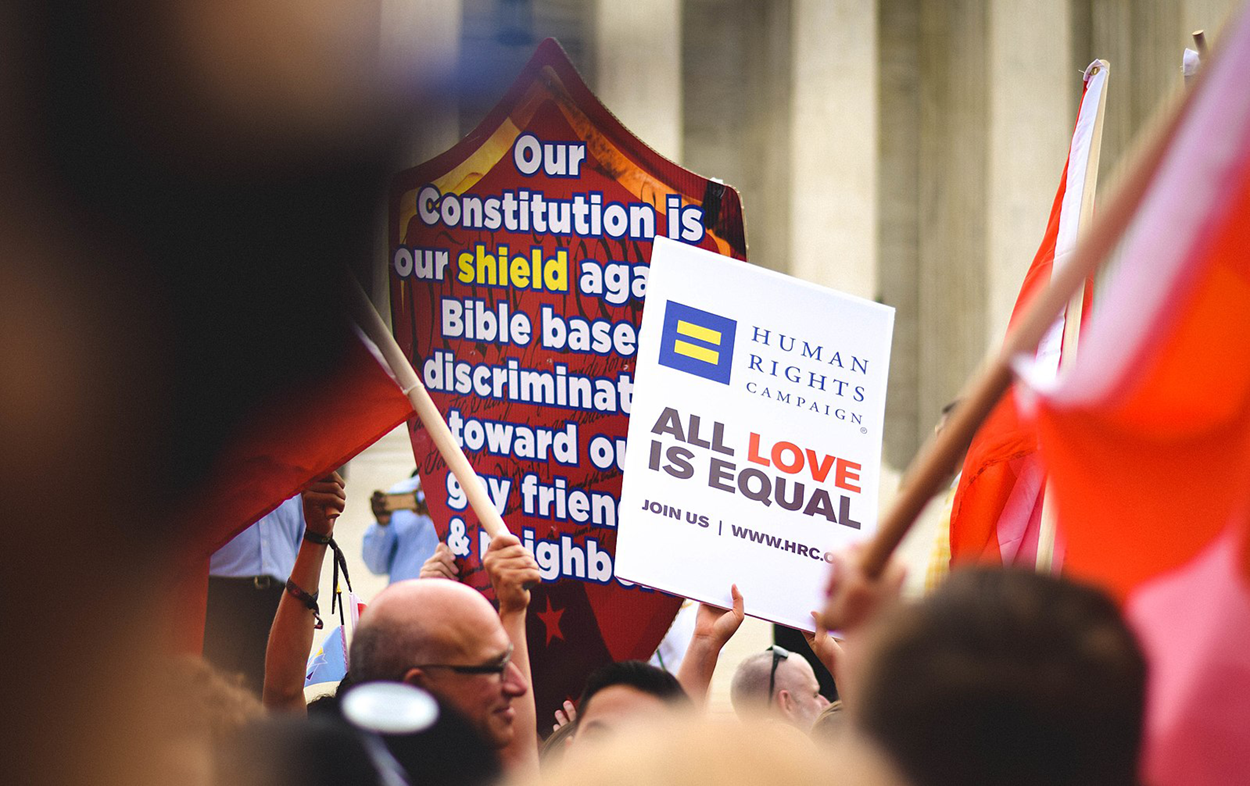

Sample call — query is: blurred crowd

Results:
[166,476,1147,786]
[0,3,1152,785]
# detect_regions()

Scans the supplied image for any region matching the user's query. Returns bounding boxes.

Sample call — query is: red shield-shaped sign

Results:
[389,38,747,726]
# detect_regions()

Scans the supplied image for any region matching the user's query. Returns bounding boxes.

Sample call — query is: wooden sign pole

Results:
[349,279,508,539]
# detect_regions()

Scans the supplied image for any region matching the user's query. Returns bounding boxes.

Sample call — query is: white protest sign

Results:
[616,237,894,631]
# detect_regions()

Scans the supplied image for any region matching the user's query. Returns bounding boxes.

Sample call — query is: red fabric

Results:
[1032,20,1250,778]
[169,331,414,651]
[1127,523,1250,786]
[949,96,1086,566]
[1036,160,1250,601]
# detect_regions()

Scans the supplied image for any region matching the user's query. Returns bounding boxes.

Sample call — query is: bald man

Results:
[349,531,541,774]
[350,580,526,745]
[730,646,830,731]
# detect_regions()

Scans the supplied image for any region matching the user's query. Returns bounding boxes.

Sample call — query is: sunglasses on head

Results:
[767,645,791,700]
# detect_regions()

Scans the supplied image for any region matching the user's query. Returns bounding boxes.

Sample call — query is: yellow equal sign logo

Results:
[673,320,722,364]
[658,301,737,385]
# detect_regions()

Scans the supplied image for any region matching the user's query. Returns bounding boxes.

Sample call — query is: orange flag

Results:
[1024,7,1250,782]
[946,62,1106,570]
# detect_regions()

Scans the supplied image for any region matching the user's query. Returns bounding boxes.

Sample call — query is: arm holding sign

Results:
[483,532,542,773]
[819,544,906,634]
[804,611,846,690]
[263,473,346,713]
[677,584,745,706]
[816,545,905,707]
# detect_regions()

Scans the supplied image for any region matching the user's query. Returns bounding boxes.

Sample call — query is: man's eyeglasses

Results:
[404,643,514,680]
[767,645,791,701]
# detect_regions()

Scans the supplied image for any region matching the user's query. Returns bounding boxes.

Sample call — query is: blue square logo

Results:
[657,301,737,385]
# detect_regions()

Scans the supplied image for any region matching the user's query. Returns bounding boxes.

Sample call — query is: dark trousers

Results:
[203,575,285,695]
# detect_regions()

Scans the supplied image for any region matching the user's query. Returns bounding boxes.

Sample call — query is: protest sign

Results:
[389,40,747,721]
[617,238,894,631]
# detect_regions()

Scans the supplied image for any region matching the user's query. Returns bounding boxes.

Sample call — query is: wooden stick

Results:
[857,63,1201,579]
[1194,30,1209,59]
[348,278,508,539]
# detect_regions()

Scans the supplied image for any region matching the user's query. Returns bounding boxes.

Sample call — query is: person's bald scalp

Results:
[775,656,814,695]
[350,579,501,683]
[730,651,775,716]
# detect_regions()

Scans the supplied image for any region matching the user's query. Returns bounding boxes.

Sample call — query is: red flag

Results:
[1025,8,1250,782]
[170,326,414,651]
[947,63,1106,569]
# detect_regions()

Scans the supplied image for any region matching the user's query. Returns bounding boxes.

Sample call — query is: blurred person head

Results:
[2,2,429,784]
[850,568,1146,786]
[160,656,264,740]
[567,661,691,750]
[349,579,528,750]
[214,716,387,786]
[341,682,502,786]
[526,718,867,786]
[809,699,846,744]
[730,646,830,730]
[539,719,577,768]
[151,657,264,786]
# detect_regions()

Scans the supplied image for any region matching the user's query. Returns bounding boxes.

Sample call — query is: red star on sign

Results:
[536,596,565,645]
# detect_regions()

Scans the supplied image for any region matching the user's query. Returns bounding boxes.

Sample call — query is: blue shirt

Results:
[209,495,306,580]
[362,476,439,583]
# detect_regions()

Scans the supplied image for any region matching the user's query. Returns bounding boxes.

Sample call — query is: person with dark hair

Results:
[565,660,693,751]
[341,682,502,786]
[845,566,1146,786]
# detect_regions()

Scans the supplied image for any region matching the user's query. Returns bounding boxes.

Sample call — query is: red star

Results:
[536,596,565,645]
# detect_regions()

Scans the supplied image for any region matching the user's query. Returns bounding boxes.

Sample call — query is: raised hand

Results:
[804,610,845,677]
[552,699,577,732]
[693,583,746,648]
[483,532,541,616]
[818,543,905,633]
[301,472,345,537]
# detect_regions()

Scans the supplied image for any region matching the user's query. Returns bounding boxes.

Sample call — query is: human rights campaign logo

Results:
[657,301,737,385]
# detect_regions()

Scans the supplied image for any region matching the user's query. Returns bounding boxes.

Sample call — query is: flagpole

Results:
[348,278,509,540]
[852,60,1203,584]
[1036,60,1110,574]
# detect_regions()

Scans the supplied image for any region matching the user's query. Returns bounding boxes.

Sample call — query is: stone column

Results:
[789,0,878,300]
[377,0,463,315]
[681,0,792,272]
[878,0,921,468]
[916,0,988,446]
[595,0,683,161]
[986,0,1072,345]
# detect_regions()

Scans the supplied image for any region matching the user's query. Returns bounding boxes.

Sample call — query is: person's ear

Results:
[401,667,427,688]
[776,689,795,717]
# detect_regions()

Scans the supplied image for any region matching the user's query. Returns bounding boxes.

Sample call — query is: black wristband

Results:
[298,530,353,630]
[303,530,332,546]
[285,579,323,630]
